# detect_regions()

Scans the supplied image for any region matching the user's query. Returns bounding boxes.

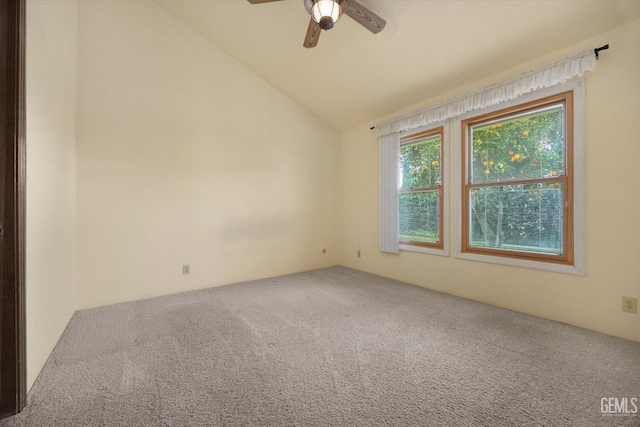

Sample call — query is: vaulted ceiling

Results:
[153,0,640,131]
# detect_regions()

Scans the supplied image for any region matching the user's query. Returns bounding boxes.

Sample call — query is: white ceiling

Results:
[153,0,640,131]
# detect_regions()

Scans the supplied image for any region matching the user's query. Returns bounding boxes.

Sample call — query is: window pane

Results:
[400,191,440,243]
[470,104,564,184]
[469,182,563,255]
[399,135,441,190]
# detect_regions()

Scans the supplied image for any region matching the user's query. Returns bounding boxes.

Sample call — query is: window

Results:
[379,123,448,255]
[458,82,585,273]
[399,127,444,249]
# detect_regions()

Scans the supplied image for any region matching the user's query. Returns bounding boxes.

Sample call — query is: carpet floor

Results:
[2,266,639,426]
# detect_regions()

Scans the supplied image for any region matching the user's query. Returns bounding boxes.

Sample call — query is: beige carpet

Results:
[2,267,639,426]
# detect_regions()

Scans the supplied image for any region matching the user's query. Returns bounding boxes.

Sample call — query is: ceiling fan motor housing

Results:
[319,17,334,30]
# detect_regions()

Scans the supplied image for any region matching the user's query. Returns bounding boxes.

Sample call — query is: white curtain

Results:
[375,49,596,137]
[379,132,400,253]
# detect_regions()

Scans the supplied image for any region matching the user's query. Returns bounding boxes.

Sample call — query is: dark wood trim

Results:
[0,0,26,417]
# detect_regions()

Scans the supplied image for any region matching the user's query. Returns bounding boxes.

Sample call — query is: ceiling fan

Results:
[247,0,386,48]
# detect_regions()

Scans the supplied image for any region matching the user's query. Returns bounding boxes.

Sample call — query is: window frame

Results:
[399,123,449,256]
[454,80,585,275]
[462,92,573,263]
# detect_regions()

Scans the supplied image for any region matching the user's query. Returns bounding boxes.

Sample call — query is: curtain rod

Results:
[369,43,610,131]
[594,44,609,60]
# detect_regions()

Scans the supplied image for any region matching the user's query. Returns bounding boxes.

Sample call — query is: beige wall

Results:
[26,0,79,390]
[339,20,640,343]
[76,0,340,308]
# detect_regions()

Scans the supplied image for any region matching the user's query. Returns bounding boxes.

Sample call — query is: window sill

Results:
[400,244,449,257]
[454,250,584,275]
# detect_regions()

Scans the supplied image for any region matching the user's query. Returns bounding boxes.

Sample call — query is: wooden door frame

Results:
[0,0,26,418]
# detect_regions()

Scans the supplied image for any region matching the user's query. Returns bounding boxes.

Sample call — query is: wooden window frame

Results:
[399,126,445,250]
[460,91,574,265]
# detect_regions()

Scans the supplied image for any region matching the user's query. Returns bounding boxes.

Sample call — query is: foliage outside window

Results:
[399,127,444,248]
[461,92,574,264]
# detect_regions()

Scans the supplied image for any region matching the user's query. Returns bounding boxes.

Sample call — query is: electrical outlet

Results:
[183,264,190,275]
[622,296,637,314]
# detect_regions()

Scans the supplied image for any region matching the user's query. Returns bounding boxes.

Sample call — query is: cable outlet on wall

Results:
[622,296,637,314]
[183,264,190,275]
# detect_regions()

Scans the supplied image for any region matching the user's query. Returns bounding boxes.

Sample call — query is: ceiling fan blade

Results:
[246,0,282,4]
[303,18,321,49]
[345,0,386,34]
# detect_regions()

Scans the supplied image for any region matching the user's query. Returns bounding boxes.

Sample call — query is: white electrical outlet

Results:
[183,264,190,275]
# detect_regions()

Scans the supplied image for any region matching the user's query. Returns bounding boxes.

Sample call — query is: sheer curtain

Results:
[376,49,596,137]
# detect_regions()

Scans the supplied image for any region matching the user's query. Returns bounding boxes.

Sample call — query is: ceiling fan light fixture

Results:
[248,0,385,49]
[311,0,343,30]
